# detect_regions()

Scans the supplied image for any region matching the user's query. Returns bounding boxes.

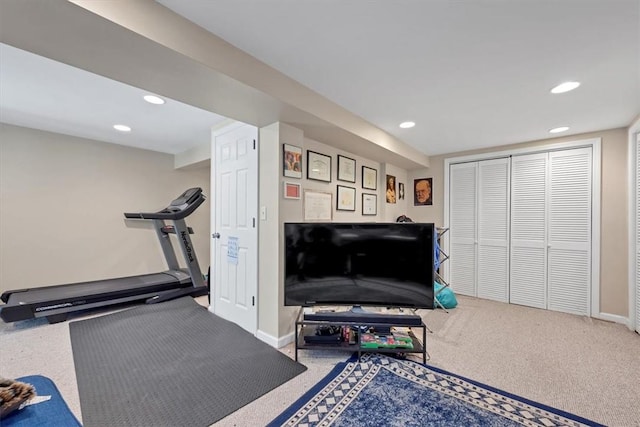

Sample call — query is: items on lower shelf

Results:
[303,325,353,345]
[303,326,414,349]
[360,331,414,349]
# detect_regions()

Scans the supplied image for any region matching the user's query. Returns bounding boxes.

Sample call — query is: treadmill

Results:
[0,187,209,324]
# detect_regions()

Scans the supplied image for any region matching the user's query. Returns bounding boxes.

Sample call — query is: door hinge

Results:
[252,296,255,306]
[253,217,256,228]
[253,139,256,150]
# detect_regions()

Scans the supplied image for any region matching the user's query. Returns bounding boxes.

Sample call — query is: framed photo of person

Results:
[283,144,302,178]
[337,155,356,183]
[386,174,396,204]
[307,150,332,182]
[336,185,356,211]
[362,193,377,216]
[362,166,377,190]
[398,182,405,200]
[414,177,433,206]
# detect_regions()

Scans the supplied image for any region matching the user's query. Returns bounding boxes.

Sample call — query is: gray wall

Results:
[0,123,210,294]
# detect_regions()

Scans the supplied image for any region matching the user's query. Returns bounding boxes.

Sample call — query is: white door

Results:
[547,147,592,316]
[211,123,258,334]
[477,158,510,302]
[449,162,477,296]
[510,152,548,309]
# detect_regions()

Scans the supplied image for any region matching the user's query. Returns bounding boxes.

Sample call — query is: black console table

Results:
[294,307,428,363]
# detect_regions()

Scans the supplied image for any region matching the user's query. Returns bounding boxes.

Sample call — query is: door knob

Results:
[212,233,221,239]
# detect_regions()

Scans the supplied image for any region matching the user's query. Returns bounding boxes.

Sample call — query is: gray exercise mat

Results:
[69,297,306,427]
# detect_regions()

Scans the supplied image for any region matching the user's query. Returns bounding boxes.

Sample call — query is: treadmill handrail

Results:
[124,188,205,221]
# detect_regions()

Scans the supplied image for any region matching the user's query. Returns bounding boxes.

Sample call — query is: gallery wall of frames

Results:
[281,134,418,223]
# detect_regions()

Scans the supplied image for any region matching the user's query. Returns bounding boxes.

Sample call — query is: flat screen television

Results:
[284,222,435,309]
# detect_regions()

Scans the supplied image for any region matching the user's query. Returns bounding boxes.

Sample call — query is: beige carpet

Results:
[1,295,639,426]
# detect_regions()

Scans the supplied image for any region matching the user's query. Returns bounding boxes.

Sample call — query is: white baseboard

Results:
[278,331,296,348]
[255,330,278,347]
[594,312,629,327]
[256,329,296,349]
[207,306,297,348]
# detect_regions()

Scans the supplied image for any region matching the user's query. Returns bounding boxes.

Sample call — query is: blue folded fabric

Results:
[3,375,81,427]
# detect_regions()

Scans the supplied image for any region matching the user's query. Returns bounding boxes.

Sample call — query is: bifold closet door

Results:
[449,162,477,296]
[510,153,548,309]
[477,158,510,302]
[510,148,592,315]
[450,159,509,300]
[547,147,592,315]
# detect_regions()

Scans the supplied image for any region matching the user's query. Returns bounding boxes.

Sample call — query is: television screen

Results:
[284,223,435,308]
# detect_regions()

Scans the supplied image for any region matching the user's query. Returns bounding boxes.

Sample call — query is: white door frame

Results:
[628,118,640,332]
[444,138,602,318]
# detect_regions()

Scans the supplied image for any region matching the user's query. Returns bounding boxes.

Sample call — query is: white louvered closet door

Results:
[635,133,640,333]
[547,148,592,315]
[510,153,548,309]
[449,162,477,296]
[477,158,510,302]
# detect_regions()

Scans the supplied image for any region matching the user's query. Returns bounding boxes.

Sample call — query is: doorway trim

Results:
[628,118,640,331]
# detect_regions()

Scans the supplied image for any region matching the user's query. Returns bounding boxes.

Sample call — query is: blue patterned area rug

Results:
[268,353,603,427]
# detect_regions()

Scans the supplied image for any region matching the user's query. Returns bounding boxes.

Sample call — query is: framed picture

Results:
[283,144,302,178]
[398,182,405,200]
[362,193,377,216]
[303,190,333,221]
[386,174,396,204]
[337,155,356,183]
[414,177,433,206]
[362,166,377,190]
[283,182,301,199]
[336,185,356,211]
[307,150,332,182]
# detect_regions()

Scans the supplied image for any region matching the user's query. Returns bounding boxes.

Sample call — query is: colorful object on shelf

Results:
[360,332,414,349]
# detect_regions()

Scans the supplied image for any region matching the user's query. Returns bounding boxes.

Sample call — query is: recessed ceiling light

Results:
[550,82,580,94]
[143,95,165,105]
[399,121,415,129]
[549,126,569,134]
[113,124,131,132]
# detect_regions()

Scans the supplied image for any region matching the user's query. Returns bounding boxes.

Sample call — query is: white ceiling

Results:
[0,43,228,155]
[157,0,640,155]
[1,0,638,158]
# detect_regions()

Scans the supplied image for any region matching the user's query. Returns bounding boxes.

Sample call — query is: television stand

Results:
[294,307,427,363]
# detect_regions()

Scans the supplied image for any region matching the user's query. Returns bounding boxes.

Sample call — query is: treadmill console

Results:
[124,187,205,220]
[171,188,202,208]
